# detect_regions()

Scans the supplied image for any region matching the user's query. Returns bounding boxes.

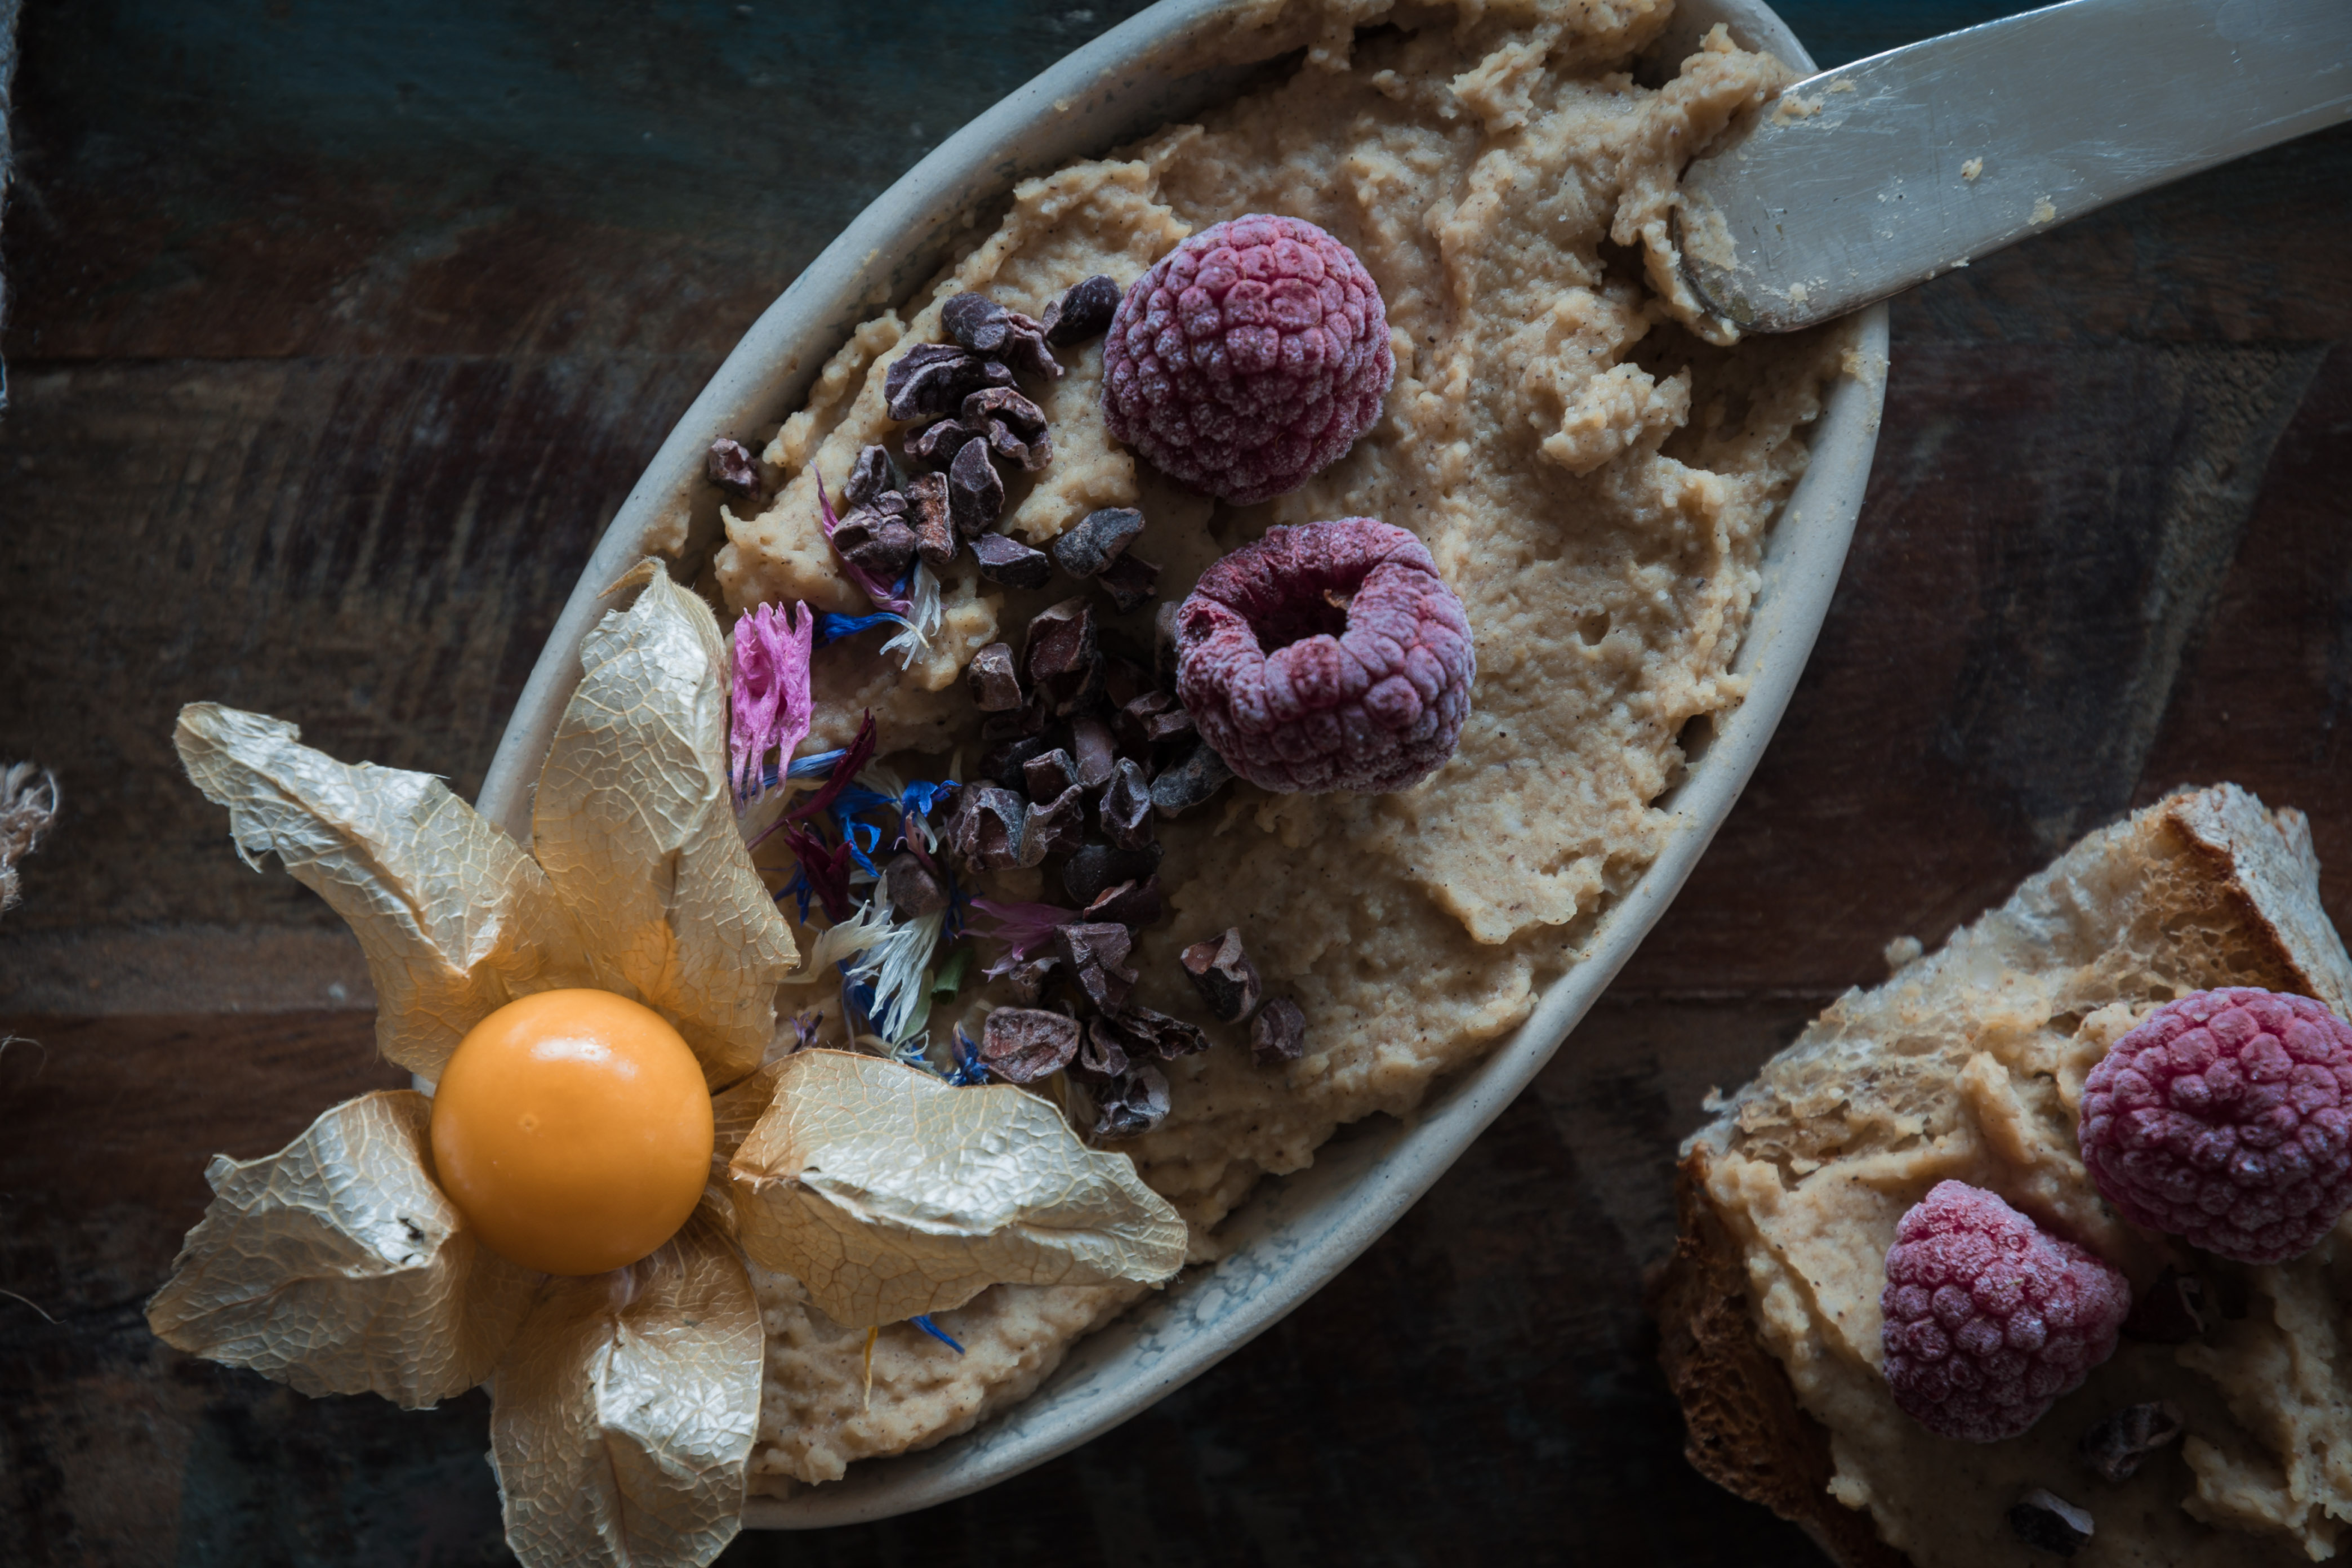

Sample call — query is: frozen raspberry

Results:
[1102,215,1393,506]
[2078,987,2352,1264]
[1880,1181,2131,1443]
[1175,519,1472,794]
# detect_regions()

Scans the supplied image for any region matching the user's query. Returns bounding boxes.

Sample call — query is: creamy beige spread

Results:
[716,0,1849,1489]
[1690,787,2352,1564]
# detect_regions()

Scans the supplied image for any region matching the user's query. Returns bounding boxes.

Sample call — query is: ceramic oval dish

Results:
[475,0,1887,1529]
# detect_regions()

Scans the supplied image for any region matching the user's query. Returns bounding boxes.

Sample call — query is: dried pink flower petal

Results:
[729,600,815,800]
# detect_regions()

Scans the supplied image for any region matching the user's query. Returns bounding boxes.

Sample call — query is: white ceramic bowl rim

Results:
[474,0,1887,1529]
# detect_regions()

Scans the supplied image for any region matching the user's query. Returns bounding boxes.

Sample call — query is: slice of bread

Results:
[1655,785,2352,1566]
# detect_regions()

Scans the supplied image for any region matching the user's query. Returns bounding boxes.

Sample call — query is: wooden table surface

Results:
[3,2,2348,1563]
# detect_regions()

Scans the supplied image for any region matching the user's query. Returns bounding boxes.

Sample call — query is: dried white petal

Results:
[488,1208,762,1568]
[173,704,593,1080]
[729,1049,1188,1328]
[531,562,799,1086]
[146,1091,540,1408]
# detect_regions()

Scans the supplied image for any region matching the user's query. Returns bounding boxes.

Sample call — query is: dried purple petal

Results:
[1023,748,1077,804]
[969,897,1079,961]
[1089,1063,1170,1140]
[948,439,1004,536]
[1071,715,1117,790]
[2007,1491,2092,1558]
[979,1007,1081,1084]
[884,342,1014,421]
[971,532,1052,590]
[1098,551,1161,613]
[1152,742,1234,819]
[706,437,763,499]
[943,783,1028,873]
[830,507,920,581]
[729,600,816,798]
[880,851,949,920]
[1181,928,1261,1024]
[1101,758,1156,851]
[2122,1268,2210,1343]
[963,387,1053,471]
[1055,921,1137,1012]
[1024,783,1087,861]
[967,642,1023,713]
[1063,841,1161,908]
[843,444,897,506]
[905,472,957,568]
[2079,1403,2184,1484]
[1083,876,1162,929]
[1025,598,1101,716]
[1250,996,1306,1066]
[1043,274,1122,347]
[1050,507,1144,578]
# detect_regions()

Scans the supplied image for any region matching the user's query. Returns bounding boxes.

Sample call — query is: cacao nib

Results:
[979,1006,1081,1084]
[1080,1015,1130,1077]
[1050,507,1144,578]
[972,532,1053,590]
[1089,1063,1170,1140]
[2122,1268,2209,1343]
[1023,748,1078,804]
[1097,1003,1209,1062]
[963,386,1053,471]
[1101,758,1156,851]
[884,343,1013,421]
[1181,928,1262,1023]
[880,852,949,920]
[905,472,957,568]
[943,784,1028,873]
[947,438,1004,536]
[843,443,897,506]
[1102,656,1153,711]
[941,292,1062,382]
[1115,691,1181,755]
[1054,921,1137,1012]
[1024,598,1101,716]
[1250,996,1307,1066]
[1042,274,1122,347]
[1006,956,1058,1006]
[1098,551,1162,612]
[1063,841,1162,908]
[2079,1402,2184,1484]
[1153,599,1183,687]
[967,642,1023,712]
[905,417,982,466]
[1083,876,1162,929]
[1024,783,1088,860]
[980,691,1049,742]
[1070,715,1117,790]
[981,734,1054,791]
[1152,742,1235,818]
[706,438,763,498]
[830,507,920,581]
[2006,1490,2092,1558]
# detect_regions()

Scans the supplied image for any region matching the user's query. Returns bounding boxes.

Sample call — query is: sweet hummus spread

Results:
[717,0,1851,1488]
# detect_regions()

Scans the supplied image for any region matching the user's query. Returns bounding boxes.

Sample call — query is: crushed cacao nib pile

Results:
[823,278,1307,1140]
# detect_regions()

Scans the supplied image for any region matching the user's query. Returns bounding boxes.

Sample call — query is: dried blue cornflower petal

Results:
[911,1315,966,1354]
[816,610,912,645]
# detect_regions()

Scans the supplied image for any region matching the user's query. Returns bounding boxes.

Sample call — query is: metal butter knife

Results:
[1677,0,2352,332]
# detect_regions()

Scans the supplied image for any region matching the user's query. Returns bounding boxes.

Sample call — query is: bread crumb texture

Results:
[1687,785,2352,1565]
[727,0,1848,1489]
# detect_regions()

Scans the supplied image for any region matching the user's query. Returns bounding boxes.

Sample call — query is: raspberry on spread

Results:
[1102,215,1393,506]
[1880,1181,2132,1443]
[2078,987,2352,1264]
[1175,519,1472,794]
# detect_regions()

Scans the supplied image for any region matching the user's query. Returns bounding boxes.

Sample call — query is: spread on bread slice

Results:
[1659,785,2352,1567]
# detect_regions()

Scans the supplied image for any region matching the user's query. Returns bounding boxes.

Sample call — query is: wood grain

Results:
[1,0,2348,1563]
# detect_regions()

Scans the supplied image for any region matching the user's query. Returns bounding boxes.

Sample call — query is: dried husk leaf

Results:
[488,1206,762,1568]
[531,562,799,1086]
[728,1049,1188,1327]
[174,704,593,1080]
[146,1091,541,1408]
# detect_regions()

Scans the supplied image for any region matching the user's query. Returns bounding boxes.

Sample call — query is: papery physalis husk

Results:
[173,706,592,1080]
[488,1202,761,1568]
[532,562,799,1087]
[146,1091,541,1407]
[729,1050,1189,1328]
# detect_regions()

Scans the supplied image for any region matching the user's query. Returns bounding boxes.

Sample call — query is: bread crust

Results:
[1653,786,2352,1564]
